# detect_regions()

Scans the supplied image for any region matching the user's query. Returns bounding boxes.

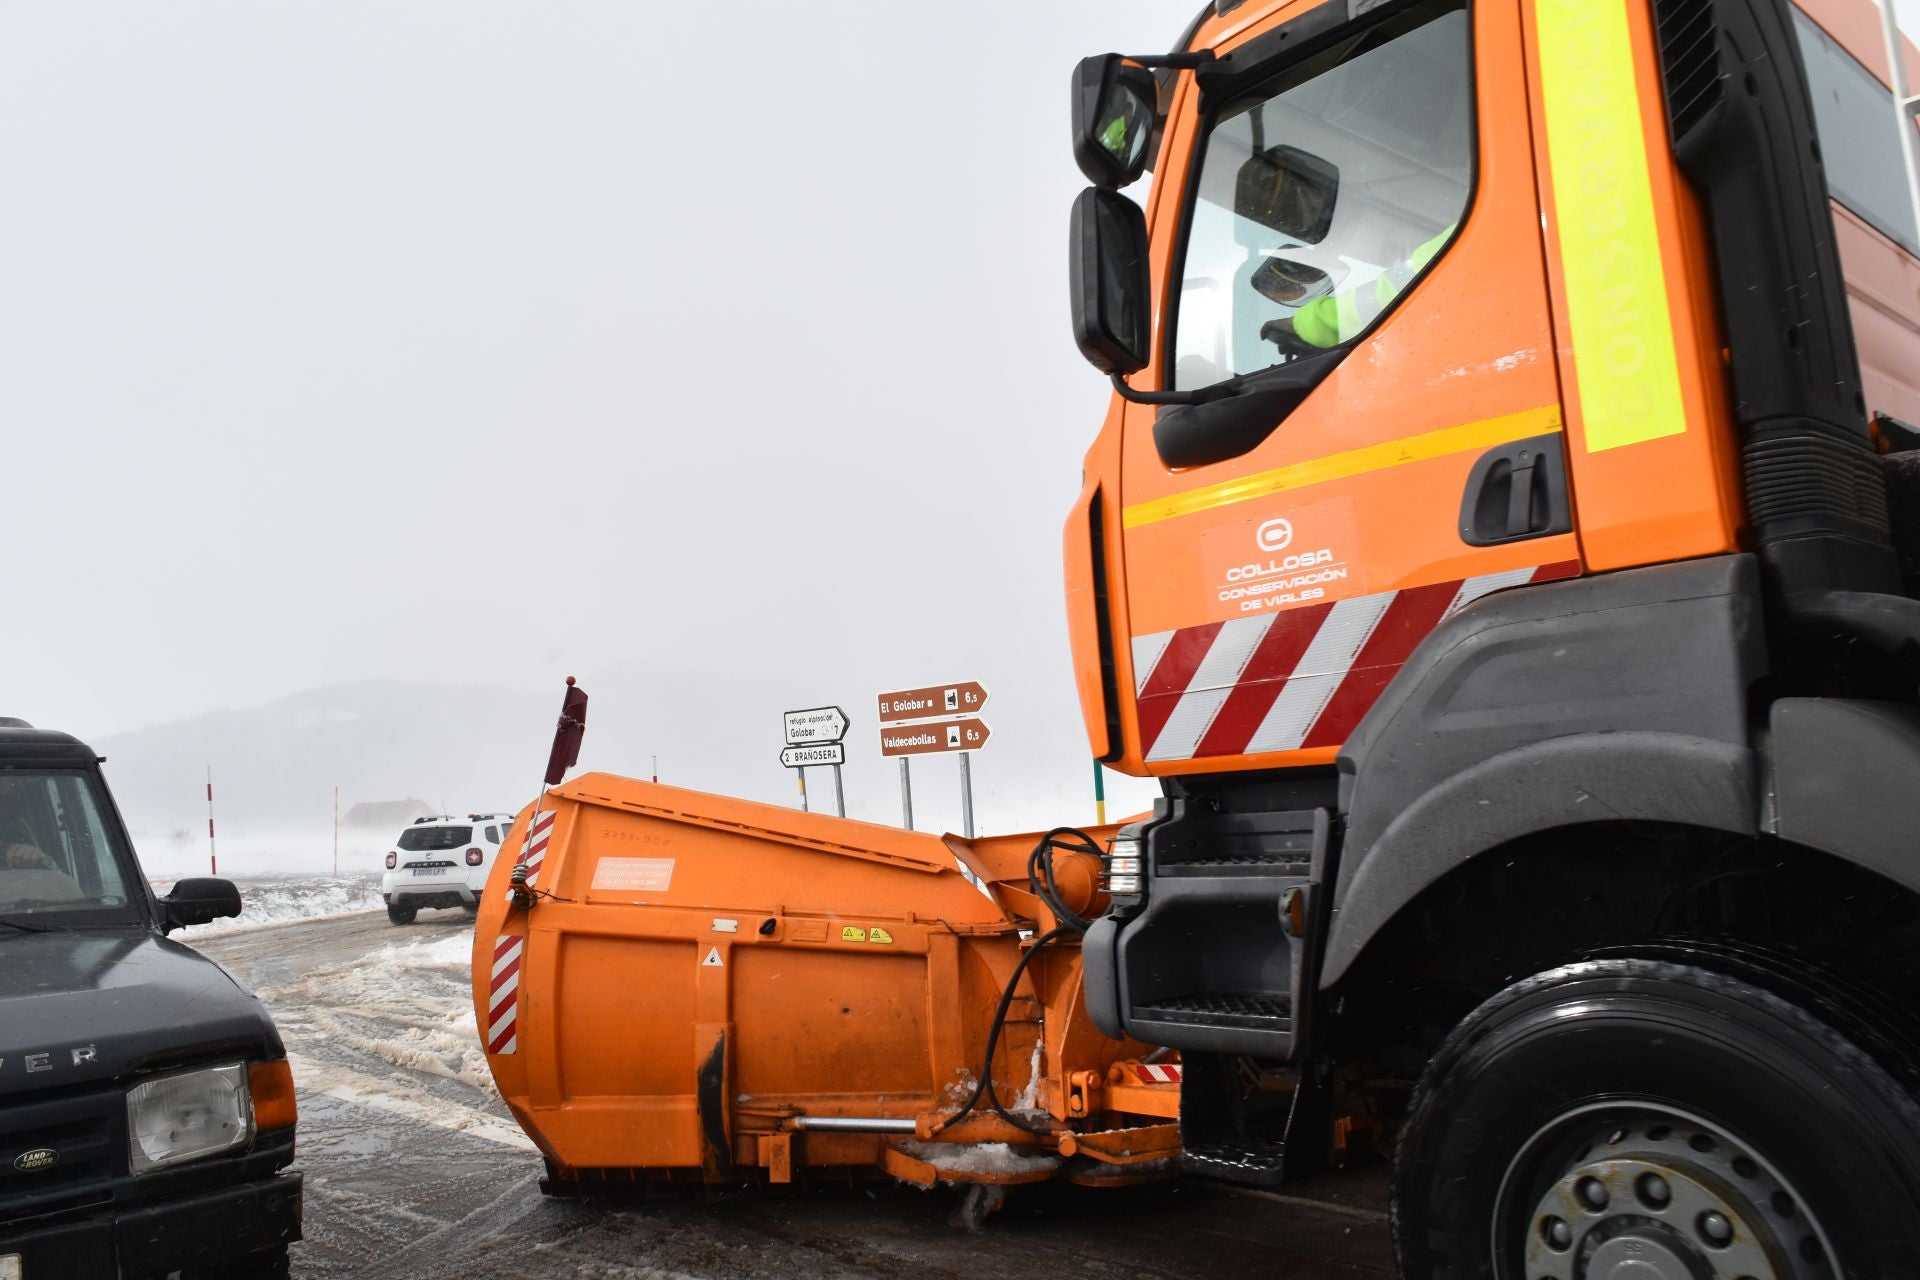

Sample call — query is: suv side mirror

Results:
[163,877,242,929]
[1070,187,1152,376]
[1072,55,1158,188]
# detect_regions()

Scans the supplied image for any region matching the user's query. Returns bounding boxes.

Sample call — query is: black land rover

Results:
[0,722,300,1279]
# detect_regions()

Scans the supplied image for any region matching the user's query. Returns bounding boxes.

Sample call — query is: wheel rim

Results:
[1494,1101,1838,1280]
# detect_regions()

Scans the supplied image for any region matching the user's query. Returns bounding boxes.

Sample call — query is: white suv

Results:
[381,813,516,925]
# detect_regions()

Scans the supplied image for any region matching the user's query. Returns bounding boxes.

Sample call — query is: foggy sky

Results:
[1,3,1184,796]
[5,3,1918,844]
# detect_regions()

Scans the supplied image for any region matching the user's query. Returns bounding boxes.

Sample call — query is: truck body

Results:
[0,723,300,1280]
[479,0,1920,1273]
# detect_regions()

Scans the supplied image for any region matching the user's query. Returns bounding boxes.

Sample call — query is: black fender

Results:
[1323,555,1768,987]
[1770,698,1920,885]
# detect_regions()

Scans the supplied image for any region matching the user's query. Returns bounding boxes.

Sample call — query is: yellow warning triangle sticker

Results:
[702,947,724,968]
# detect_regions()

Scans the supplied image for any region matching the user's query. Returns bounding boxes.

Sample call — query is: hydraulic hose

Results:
[934,827,1111,1138]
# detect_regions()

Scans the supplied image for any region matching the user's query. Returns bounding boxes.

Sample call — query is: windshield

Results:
[1173,0,1472,390]
[0,770,140,923]
[398,825,473,852]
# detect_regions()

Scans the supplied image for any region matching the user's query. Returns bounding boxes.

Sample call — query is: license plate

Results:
[410,868,450,877]
[2,1252,24,1280]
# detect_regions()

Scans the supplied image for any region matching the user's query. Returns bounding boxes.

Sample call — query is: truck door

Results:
[1118,0,1581,772]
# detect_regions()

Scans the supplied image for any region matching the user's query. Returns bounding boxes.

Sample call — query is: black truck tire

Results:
[386,903,416,925]
[1391,956,1920,1280]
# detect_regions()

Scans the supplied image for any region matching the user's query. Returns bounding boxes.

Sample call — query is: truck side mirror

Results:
[1072,55,1158,188]
[163,877,242,929]
[1070,187,1152,376]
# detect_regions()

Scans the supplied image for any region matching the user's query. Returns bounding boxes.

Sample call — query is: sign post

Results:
[876,682,991,835]
[958,752,974,838]
[782,707,849,818]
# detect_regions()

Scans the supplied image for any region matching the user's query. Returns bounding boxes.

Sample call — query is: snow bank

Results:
[156,873,386,937]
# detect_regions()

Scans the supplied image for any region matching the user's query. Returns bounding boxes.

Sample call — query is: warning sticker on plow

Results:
[591,856,676,892]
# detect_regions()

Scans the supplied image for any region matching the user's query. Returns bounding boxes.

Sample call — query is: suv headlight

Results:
[127,1063,253,1173]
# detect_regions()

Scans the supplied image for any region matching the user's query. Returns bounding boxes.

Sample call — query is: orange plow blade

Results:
[471,773,1177,1190]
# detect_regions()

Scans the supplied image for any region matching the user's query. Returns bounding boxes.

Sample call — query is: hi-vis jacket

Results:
[1293,223,1457,349]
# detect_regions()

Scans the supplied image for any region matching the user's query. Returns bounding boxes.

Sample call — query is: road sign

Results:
[780,743,845,769]
[879,717,991,758]
[877,681,989,723]
[783,705,849,746]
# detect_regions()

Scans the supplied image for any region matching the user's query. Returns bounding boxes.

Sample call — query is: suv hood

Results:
[0,928,282,1100]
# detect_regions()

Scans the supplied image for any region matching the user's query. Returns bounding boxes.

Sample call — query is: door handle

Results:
[1460,433,1572,546]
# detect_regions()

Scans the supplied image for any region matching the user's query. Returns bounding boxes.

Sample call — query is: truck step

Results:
[1182,1138,1292,1187]
[1132,991,1293,1031]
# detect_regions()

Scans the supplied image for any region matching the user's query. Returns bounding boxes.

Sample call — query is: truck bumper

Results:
[0,1171,301,1277]
[388,885,478,910]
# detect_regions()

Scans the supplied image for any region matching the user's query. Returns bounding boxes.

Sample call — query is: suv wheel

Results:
[1392,956,1920,1279]
[387,903,417,925]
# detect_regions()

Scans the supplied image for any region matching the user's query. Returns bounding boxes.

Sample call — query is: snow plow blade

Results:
[472,772,1177,1191]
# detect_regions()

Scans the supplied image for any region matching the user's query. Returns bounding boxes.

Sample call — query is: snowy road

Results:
[201,913,1394,1279]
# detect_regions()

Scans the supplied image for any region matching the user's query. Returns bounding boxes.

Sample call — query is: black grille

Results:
[1746,433,1891,533]
[0,1086,124,1214]
[1653,0,1723,141]
[1135,992,1293,1030]
[1161,853,1311,873]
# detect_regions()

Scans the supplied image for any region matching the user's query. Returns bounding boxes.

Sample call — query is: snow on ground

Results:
[266,925,498,1094]
[156,872,388,937]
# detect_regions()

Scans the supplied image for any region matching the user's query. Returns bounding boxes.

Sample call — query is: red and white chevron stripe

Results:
[487,934,525,1055]
[1135,1062,1182,1085]
[1132,562,1579,763]
[519,809,558,888]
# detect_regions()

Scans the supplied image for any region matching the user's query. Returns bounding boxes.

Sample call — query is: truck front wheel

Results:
[1391,957,1920,1280]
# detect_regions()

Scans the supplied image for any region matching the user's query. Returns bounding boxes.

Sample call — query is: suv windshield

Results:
[0,770,139,921]
[398,825,473,853]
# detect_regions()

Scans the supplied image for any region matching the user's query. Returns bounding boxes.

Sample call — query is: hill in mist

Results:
[98,665,1156,878]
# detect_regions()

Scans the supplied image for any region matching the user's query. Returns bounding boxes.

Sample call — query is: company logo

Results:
[1255,518,1294,552]
[13,1148,58,1173]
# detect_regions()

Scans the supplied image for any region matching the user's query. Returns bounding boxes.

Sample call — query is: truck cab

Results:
[0,721,300,1279]
[1065,0,1920,1272]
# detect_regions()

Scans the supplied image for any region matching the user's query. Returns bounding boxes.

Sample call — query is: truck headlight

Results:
[127,1063,253,1173]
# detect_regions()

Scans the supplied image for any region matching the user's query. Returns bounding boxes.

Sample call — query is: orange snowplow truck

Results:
[478,0,1920,1272]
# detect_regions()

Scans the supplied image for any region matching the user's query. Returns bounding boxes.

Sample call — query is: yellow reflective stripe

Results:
[1536,0,1687,452]
[1122,404,1562,530]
